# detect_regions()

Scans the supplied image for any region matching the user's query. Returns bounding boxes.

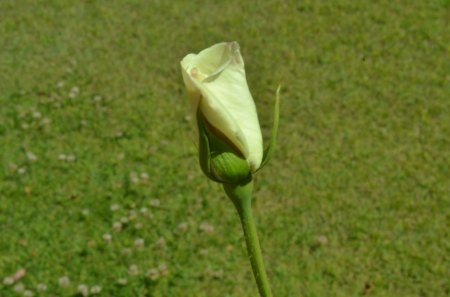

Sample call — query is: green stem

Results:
[224,181,273,297]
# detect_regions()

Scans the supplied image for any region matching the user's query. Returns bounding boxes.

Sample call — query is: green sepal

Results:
[197,110,222,183]
[196,109,251,184]
[258,85,281,171]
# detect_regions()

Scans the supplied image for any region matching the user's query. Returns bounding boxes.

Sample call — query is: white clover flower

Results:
[315,235,328,245]
[26,151,38,162]
[146,268,159,281]
[149,199,160,207]
[23,290,34,297]
[121,248,132,256]
[134,238,145,249]
[8,163,18,172]
[128,264,139,276]
[69,86,79,99]
[90,285,102,294]
[110,204,120,211]
[3,276,14,285]
[113,221,122,231]
[158,263,169,277]
[210,269,224,279]
[32,111,42,119]
[155,238,166,249]
[130,172,139,184]
[77,284,89,296]
[59,276,70,287]
[102,233,112,242]
[177,222,188,233]
[41,117,51,125]
[114,130,124,138]
[14,283,25,293]
[128,210,137,221]
[200,222,214,234]
[117,278,127,286]
[36,283,47,291]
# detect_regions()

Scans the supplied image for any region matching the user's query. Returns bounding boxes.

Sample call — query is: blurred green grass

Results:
[1,0,449,296]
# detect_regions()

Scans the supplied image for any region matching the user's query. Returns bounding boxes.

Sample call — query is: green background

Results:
[1,0,449,296]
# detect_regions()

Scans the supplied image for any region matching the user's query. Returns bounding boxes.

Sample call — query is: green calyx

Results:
[211,151,250,184]
[197,110,251,184]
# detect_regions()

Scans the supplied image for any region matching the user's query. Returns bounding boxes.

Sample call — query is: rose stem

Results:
[224,181,274,297]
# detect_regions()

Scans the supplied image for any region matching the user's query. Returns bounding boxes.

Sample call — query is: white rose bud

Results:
[181,42,265,184]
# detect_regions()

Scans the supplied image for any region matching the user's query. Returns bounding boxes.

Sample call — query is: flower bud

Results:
[197,111,251,184]
[181,42,280,184]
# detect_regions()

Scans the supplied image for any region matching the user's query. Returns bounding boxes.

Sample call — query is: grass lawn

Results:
[1,0,449,296]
